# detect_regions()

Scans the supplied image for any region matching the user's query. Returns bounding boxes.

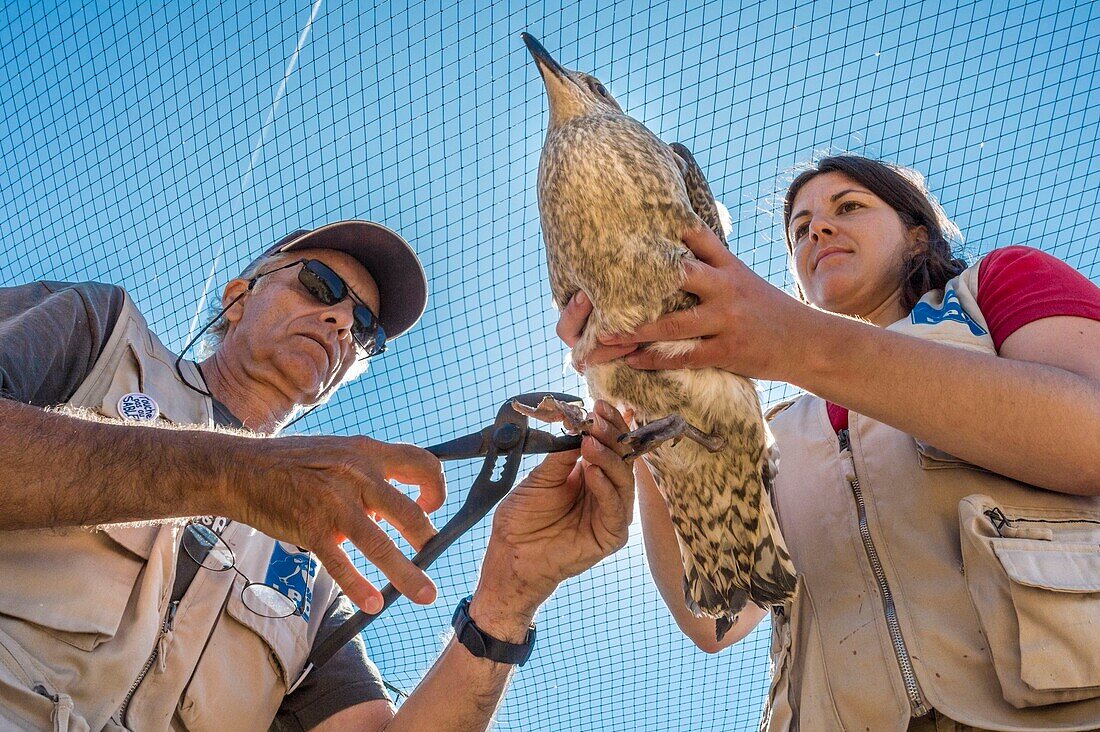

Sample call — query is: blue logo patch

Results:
[263,543,317,621]
[910,288,987,336]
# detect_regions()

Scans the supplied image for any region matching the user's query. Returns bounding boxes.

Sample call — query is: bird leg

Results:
[618,413,726,459]
[512,396,592,434]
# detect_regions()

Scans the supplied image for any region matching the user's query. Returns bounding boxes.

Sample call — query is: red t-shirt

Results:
[826,247,1100,433]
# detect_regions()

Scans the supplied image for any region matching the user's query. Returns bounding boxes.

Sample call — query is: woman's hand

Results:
[555,291,640,373]
[600,227,812,381]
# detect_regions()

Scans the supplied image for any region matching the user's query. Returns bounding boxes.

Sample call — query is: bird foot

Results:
[618,414,726,459]
[512,396,592,434]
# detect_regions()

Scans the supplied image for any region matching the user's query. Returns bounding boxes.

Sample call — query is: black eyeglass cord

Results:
[174,291,247,399]
[173,285,322,430]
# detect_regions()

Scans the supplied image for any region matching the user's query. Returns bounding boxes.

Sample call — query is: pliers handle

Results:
[299,392,585,681]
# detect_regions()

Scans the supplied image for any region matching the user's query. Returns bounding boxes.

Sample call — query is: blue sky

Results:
[2,1,1097,729]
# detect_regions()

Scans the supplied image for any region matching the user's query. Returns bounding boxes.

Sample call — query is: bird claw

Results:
[512,396,592,434]
[619,413,726,459]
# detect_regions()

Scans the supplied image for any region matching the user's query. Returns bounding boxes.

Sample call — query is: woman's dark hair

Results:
[783,155,967,311]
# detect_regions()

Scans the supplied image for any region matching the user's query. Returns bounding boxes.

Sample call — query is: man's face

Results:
[221,248,382,406]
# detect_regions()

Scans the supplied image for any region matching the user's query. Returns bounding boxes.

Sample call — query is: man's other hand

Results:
[230,435,446,615]
[467,400,635,637]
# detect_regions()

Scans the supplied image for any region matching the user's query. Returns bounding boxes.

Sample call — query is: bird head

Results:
[522,33,623,129]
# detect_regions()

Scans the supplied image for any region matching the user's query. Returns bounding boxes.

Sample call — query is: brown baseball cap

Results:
[257,220,428,341]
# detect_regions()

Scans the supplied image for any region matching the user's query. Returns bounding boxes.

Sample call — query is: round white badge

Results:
[117,392,160,421]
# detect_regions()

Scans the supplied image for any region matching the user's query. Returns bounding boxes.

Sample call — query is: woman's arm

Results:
[608,229,1100,496]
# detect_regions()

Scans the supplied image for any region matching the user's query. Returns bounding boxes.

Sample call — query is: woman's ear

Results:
[907,224,930,255]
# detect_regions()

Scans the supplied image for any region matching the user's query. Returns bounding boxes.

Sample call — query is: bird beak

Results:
[522,32,568,83]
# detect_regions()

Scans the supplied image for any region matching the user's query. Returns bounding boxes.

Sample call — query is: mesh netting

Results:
[2,1,1097,730]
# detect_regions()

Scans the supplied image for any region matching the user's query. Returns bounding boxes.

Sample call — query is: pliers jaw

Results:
[426,392,584,461]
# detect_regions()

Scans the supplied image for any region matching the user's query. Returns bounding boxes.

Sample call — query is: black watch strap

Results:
[451,596,536,666]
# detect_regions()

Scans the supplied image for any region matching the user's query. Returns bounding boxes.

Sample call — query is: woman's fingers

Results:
[556,290,593,347]
[682,226,732,265]
[603,308,711,346]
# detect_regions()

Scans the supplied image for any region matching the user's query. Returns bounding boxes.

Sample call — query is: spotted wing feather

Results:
[669,142,727,249]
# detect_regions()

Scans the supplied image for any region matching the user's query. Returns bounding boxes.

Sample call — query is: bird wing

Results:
[669,142,728,249]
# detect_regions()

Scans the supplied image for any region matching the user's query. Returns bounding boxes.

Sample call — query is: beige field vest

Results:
[761,262,1100,731]
[0,291,341,731]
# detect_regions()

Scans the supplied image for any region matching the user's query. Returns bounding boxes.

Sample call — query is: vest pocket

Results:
[0,626,91,732]
[959,494,1100,708]
[0,528,152,649]
[177,575,308,731]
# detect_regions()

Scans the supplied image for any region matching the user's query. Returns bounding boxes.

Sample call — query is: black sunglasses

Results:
[252,258,387,358]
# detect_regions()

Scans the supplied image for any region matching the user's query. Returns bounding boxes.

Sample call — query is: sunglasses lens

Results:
[297,260,385,357]
[299,261,345,305]
[352,305,385,356]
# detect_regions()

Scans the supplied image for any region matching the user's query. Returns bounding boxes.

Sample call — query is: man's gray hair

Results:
[197,251,292,358]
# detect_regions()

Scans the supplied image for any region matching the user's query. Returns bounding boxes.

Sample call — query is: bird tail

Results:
[682,571,749,643]
[746,490,797,607]
[681,479,797,643]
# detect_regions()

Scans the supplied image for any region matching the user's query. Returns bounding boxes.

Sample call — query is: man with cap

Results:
[0,221,635,730]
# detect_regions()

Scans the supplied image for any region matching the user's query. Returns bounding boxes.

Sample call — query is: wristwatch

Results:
[451,596,536,666]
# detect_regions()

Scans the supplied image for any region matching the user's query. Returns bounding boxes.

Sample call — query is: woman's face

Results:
[788,171,924,325]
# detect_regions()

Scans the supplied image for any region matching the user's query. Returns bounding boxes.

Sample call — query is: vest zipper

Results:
[118,600,178,722]
[838,429,928,716]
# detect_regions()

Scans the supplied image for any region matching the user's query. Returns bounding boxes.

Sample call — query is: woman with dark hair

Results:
[557,155,1100,730]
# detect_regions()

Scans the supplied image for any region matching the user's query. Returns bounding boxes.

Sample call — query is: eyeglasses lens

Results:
[183,524,234,571]
[183,523,301,619]
[242,583,300,618]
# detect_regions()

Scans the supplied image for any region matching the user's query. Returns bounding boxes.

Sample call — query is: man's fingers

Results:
[583,461,633,537]
[593,400,629,434]
[581,432,633,488]
[527,448,582,488]
[314,541,383,614]
[343,517,437,605]
[555,290,593,346]
[377,442,447,513]
[367,484,437,551]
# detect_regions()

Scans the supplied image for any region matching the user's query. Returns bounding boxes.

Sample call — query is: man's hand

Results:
[229,435,446,615]
[566,227,813,382]
[467,400,635,638]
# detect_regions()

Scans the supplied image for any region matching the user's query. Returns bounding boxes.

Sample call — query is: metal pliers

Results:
[298,392,585,682]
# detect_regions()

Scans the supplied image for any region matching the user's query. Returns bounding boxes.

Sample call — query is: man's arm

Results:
[2,280,446,612]
[2,397,231,528]
[313,401,636,732]
[2,396,451,615]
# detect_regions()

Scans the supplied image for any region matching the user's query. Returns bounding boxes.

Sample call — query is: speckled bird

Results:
[521,33,796,639]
